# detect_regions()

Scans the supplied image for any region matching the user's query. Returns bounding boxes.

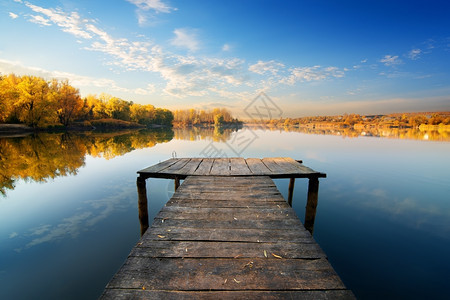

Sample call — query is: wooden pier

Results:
[101,158,354,299]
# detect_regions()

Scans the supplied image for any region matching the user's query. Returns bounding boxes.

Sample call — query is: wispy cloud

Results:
[249,60,285,75]
[222,43,231,51]
[171,28,200,52]
[126,0,176,26]
[15,2,358,100]
[28,14,51,26]
[25,2,93,39]
[380,55,402,66]
[9,12,19,19]
[0,59,154,95]
[408,48,421,60]
[282,65,345,84]
[126,0,176,13]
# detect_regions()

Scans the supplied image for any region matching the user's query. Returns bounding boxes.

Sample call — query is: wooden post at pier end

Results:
[304,176,319,235]
[136,175,149,236]
[288,178,295,206]
[174,176,180,191]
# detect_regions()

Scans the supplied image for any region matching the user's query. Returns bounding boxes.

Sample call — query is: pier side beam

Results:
[137,175,149,236]
[288,177,295,206]
[304,176,319,235]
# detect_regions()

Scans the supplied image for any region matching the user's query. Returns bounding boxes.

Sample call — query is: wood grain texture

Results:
[101,289,355,299]
[101,175,353,299]
[138,158,326,178]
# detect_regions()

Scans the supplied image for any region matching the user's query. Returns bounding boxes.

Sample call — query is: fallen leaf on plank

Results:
[272,253,282,259]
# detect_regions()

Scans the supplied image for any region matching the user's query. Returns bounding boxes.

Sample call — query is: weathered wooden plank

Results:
[166,199,287,208]
[270,157,305,174]
[144,227,311,243]
[167,192,281,201]
[245,158,272,174]
[102,165,348,299]
[262,157,290,174]
[101,289,355,299]
[185,175,274,184]
[176,158,203,175]
[174,187,280,194]
[210,158,231,175]
[229,157,252,175]
[137,158,178,174]
[158,206,292,214]
[150,218,302,230]
[282,157,325,176]
[106,257,346,291]
[131,241,326,259]
[155,207,295,221]
[138,158,326,178]
[159,158,192,173]
[177,179,277,187]
[176,184,278,192]
[193,158,214,175]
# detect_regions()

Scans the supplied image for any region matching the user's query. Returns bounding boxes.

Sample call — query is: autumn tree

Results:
[51,79,83,126]
[130,104,155,125]
[0,75,15,122]
[15,76,56,127]
[105,97,131,121]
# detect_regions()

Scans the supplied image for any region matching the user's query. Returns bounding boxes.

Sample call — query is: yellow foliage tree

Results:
[51,79,83,126]
[15,76,56,127]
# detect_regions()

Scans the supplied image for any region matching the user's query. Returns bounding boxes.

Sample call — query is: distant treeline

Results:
[0,74,173,128]
[173,108,242,127]
[255,112,450,129]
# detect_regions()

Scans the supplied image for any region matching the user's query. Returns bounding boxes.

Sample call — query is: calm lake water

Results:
[1,126,449,299]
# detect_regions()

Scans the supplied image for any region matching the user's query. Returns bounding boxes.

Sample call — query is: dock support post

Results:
[304,177,319,235]
[137,175,149,236]
[288,178,295,206]
[174,176,180,191]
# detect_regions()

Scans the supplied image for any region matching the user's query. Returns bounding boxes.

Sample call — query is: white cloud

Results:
[29,14,51,26]
[380,55,402,66]
[9,12,19,19]
[25,3,93,39]
[126,0,176,25]
[249,60,284,75]
[282,65,345,85]
[15,2,356,101]
[126,0,175,13]
[0,59,151,96]
[171,28,200,52]
[222,44,231,51]
[408,48,421,60]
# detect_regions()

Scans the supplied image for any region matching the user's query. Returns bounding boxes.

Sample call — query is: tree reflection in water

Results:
[0,128,175,195]
[1,123,446,195]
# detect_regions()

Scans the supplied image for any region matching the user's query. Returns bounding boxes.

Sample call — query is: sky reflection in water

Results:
[0,127,449,299]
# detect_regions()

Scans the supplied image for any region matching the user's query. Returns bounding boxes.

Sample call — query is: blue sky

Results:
[1,0,449,117]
